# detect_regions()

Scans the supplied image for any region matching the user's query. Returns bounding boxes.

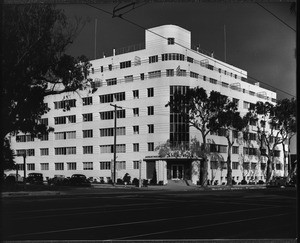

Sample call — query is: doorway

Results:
[172,165,184,180]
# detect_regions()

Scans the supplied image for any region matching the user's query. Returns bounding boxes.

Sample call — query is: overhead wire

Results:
[86,3,295,99]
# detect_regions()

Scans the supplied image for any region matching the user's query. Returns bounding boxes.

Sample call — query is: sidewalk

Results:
[2,184,268,198]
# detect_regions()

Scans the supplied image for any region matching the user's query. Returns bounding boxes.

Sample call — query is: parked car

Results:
[48,175,68,186]
[69,174,91,187]
[26,173,44,185]
[267,176,287,187]
[5,174,23,184]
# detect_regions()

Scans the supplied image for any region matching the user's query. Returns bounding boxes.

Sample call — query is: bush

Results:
[107,179,113,184]
[241,179,247,185]
[257,180,265,184]
[123,173,131,185]
[142,179,148,187]
[232,179,237,185]
[158,181,164,185]
[100,179,105,184]
[117,178,124,185]
[132,178,139,187]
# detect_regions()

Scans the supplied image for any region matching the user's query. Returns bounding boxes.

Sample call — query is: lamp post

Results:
[23,153,26,186]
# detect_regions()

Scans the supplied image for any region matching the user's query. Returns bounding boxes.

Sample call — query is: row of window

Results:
[17,160,282,172]
[16,145,280,157]
[210,161,282,170]
[16,161,140,171]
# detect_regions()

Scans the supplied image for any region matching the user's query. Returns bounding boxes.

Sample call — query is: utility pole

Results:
[23,153,26,187]
[94,18,97,59]
[110,103,122,185]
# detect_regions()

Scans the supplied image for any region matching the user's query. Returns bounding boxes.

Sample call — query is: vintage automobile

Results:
[26,173,44,185]
[267,176,287,187]
[48,175,68,186]
[5,174,23,184]
[69,174,91,187]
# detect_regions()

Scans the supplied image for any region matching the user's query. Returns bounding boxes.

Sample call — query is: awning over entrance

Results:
[143,156,203,181]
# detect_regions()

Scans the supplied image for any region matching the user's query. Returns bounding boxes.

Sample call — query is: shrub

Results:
[123,173,131,185]
[132,178,139,187]
[117,178,124,185]
[142,179,148,187]
[241,179,247,185]
[158,181,164,185]
[257,180,265,184]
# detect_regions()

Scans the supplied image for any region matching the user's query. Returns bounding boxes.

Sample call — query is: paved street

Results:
[1,187,297,241]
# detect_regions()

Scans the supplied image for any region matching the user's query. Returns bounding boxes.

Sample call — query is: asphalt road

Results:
[1,187,297,241]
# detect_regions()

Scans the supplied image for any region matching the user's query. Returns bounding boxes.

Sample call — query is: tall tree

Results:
[210,102,247,186]
[246,101,286,183]
[166,87,231,186]
[1,4,91,171]
[271,98,296,178]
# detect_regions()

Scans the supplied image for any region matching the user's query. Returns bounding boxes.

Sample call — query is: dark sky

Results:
[61,2,296,101]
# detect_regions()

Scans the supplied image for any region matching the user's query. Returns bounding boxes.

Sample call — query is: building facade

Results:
[8,25,285,184]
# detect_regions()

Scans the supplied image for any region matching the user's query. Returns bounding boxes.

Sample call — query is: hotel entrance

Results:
[171,164,184,180]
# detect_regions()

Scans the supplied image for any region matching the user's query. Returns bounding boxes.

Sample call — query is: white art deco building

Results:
[9,25,285,185]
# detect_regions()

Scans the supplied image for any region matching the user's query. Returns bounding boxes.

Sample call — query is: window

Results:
[100,127,126,137]
[232,130,239,139]
[54,116,66,125]
[187,56,193,63]
[219,145,227,153]
[40,148,49,156]
[176,69,186,76]
[83,146,93,154]
[133,90,139,99]
[40,163,49,170]
[83,162,93,170]
[100,110,126,120]
[67,162,77,170]
[82,97,93,106]
[210,161,218,170]
[83,129,93,138]
[261,163,266,170]
[100,144,126,153]
[148,124,154,133]
[251,163,257,170]
[148,106,154,115]
[39,133,49,141]
[148,142,154,151]
[100,162,111,170]
[133,143,139,152]
[39,118,48,126]
[140,73,144,80]
[17,164,24,170]
[133,108,139,117]
[55,163,64,170]
[167,38,175,45]
[221,82,229,88]
[249,133,257,141]
[209,78,217,84]
[55,147,76,155]
[232,146,239,154]
[125,75,133,82]
[166,69,174,77]
[55,131,76,140]
[190,71,199,79]
[232,162,239,170]
[100,92,125,103]
[243,147,257,156]
[133,126,139,134]
[108,64,112,71]
[243,101,250,109]
[148,70,161,79]
[149,55,158,63]
[203,75,207,81]
[250,119,256,126]
[54,99,76,110]
[147,88,154,97]
[207,64,214,70]
[120,60,131,69]
[106,78,117,86]
[117,161,126,170]
[27,163,35,171]
[273,150,280,157]
[133,161,140,169]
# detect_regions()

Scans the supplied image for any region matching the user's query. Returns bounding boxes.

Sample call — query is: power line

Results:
[86,3,296,99]
[256,2,296,32]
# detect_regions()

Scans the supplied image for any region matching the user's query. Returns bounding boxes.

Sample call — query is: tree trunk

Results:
[266,156,272,183]
[282,142,288,177]
[226,137,233,186]
[200,138,208,187]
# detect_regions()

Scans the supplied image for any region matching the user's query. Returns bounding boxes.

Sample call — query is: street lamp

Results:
[23,152,26,186]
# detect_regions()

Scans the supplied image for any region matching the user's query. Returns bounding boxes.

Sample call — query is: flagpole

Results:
[224,25,227,63]
[94,18,97,59]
